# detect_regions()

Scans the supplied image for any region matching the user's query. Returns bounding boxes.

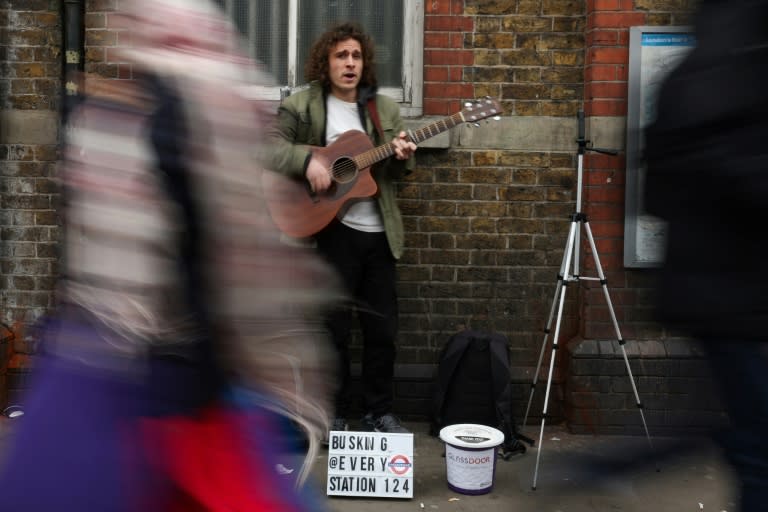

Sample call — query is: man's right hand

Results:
[306,155,331,193]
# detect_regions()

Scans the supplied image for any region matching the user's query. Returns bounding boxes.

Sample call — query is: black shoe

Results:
[322,417,349,446]
[361,413,410,434]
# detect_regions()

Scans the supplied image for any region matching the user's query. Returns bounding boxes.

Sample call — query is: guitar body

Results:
[263,130,378,238]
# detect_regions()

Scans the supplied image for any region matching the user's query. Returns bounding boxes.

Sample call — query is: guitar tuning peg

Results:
[473,123,480,127]
[464,102,472,108]
[493,116,501,121]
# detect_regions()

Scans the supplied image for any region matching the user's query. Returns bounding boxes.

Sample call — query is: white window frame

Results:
[223,0,423,115]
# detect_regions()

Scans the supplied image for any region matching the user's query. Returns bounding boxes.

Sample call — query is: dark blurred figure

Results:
[644,2,768,510]
[0,0,337,510]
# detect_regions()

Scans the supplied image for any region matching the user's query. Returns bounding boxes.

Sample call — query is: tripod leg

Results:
[582,221,655,456]
[523,228,573,427]
[532,220,578,490]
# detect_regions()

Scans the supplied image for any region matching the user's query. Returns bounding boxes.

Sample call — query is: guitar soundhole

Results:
[331,157,358,184]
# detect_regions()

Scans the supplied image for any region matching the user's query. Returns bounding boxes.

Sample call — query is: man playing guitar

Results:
[266,22,416,439]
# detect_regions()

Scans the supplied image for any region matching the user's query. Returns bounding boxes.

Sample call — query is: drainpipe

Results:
[62,0,85,120]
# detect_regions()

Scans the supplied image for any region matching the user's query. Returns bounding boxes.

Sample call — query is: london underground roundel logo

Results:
[387,454,412,475]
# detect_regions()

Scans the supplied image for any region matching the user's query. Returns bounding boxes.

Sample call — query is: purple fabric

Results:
[0,320,326,512]
[0,354,152,511]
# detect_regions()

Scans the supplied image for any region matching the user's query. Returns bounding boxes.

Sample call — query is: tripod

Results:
[522,111,654,490]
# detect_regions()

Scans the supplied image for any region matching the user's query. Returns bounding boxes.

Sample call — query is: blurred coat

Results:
[644,0,768,341]
[0,2,340,507]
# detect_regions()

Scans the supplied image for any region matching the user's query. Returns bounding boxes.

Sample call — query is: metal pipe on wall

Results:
[62,0,84,119]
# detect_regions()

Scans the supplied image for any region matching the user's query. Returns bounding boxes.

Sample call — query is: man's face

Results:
[327,38,363,101]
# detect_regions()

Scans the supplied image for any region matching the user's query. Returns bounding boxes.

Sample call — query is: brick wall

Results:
[394,0,590,423]
[580,0,693,343]
[572,0,702,430]
[2,0,724,432]
[0,1,61,341]
[84,0,131,79]
[397,0,711,429]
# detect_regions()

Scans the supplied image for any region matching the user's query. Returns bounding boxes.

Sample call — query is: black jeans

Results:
[315,221,398,418]
[703,340,768,512]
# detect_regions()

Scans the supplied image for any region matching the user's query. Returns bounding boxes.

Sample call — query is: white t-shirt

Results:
[325,94,384,233]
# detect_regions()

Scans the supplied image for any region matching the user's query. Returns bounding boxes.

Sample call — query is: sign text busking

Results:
[326,431,414,499]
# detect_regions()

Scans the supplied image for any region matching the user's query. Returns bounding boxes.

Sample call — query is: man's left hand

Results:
[392,131,417,160]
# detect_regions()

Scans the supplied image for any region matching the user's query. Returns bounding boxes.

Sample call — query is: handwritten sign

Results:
[326,431,414,498]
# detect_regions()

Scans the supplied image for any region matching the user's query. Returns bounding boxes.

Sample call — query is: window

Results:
[216,0,423,114]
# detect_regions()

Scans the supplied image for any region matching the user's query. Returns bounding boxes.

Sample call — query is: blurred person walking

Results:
[266,22,416,437]
[0,0,338,510]
[644,1,768,511]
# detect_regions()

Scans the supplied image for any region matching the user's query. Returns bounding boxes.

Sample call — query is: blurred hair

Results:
[304,21,377,89]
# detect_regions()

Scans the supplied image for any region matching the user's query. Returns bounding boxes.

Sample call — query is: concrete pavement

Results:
[310,422,737,512]
[0,417,737,511]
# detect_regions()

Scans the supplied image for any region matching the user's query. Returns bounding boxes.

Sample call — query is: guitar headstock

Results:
[460,97,502,124]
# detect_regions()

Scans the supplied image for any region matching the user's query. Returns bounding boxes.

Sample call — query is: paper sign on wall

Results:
[326,431,414,499]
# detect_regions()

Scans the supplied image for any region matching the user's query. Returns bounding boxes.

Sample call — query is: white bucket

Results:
[439,424,504,495]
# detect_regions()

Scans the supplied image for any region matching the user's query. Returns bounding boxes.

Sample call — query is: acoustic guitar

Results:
[263,98,502,238]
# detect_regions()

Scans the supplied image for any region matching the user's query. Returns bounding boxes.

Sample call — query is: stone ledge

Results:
[568,338,708,359]
[0,110,60,145]
[564,337,727,435]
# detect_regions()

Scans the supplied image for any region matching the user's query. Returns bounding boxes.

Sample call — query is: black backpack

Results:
[430,330,532,458]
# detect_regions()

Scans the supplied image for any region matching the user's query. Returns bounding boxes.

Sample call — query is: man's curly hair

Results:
[304,22,377,89]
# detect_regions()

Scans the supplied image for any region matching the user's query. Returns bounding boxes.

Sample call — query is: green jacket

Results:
[266,82,413,259]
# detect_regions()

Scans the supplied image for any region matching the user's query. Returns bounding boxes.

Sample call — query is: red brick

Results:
[424,32,450,48]
[593,0,635,11]
[588,81,627,100]
[587,220,625,238]
[424,30,466,50]
[584,203,623,222]
[425,15,473,32]
[424,49,473,66]
[585,64,617,81]
[593,238,623,255]
[593,0,621,9]
[585,154,623,170]
[450,32,465,49]
[424,82,474,99]
[8,353,32,371]
[585,186,624,203]
[424,98,462,116]
[587,47,628,65]
[426,0,451,14]
[118,63,132,79]
[587,29,619,46]
[587,99,626,116]
[424,66,449,81]
[589,12,647,29]
[585,252,623,271]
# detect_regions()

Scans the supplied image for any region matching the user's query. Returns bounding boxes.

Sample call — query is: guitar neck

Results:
[353,111,466,169]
